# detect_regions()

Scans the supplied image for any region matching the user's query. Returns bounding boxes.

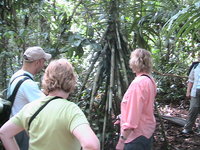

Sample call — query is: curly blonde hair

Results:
[42,58,77,94]
[129,48,152,73]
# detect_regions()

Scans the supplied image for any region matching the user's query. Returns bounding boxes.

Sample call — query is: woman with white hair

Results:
[116,48,157,150]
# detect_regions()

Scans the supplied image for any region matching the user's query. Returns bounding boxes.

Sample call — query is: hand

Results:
[185,95,190,100]
[186,91,191,100]
[182,96,190,108]
[114,114,121,125]
[116,138,125,150]
[114,120,120,125]
[185,93,191,102]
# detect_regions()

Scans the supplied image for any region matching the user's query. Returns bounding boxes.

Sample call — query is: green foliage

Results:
[163,1,200,41]
[156,75,186,104]
[1,0,200,149]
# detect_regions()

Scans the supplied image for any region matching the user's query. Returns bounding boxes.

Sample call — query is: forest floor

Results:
[154,101,200,150]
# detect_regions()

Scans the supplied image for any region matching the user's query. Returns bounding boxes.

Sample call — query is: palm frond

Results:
[163,1,200,39]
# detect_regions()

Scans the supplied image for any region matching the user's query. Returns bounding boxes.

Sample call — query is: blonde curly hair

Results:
[129,48,152,74]
[42,58,77,94]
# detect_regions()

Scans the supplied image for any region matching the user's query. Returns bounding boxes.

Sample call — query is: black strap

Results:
[8,74,33,106]
[8,77,30,105]
[10,73,33,85]
[28,96,62,131]
[141,74,154,84]
[188,62,199,75]
[141,74,151,80]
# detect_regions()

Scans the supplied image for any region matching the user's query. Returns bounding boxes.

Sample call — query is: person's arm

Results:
[186,66,195,99]
[0,120,24,150]
[72,124,100,150]
[116,129,132,150]
[186,81,193,98]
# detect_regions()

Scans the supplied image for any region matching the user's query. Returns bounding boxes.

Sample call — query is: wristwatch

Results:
[120,135,127,140]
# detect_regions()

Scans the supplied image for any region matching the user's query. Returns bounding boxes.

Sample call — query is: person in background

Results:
[6,46,52,150]
[0,58,100,150]
[116,48,157,150]
[182,52,200,134]
[187,52,200,76]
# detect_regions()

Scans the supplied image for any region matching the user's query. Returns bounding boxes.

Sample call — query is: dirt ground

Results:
[154,102,200,150]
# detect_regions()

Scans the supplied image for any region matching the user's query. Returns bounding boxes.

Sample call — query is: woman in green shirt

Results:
[0,58,100,150]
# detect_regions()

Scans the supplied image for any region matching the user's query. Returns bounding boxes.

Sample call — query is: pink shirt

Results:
[120,73,157,143]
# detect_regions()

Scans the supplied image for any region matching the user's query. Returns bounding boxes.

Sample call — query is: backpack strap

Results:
[141,74,151,80]
[8,77,31,106]
[28,96,62,131]
[187,62,199,75]
[141,74,155,84]
[8,73,33,106]
[10,73,33,85]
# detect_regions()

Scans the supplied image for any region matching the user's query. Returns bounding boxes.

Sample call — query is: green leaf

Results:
[3,31,16,38]
[177,13,200,38]
[181,17,200,37]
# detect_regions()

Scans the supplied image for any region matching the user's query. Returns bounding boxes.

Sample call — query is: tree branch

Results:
[153,70,187,79]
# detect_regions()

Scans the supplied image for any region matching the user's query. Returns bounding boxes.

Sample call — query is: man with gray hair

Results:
[7,46,51,150]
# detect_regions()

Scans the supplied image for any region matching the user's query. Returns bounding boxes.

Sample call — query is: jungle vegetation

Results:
[0,0,200,149]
